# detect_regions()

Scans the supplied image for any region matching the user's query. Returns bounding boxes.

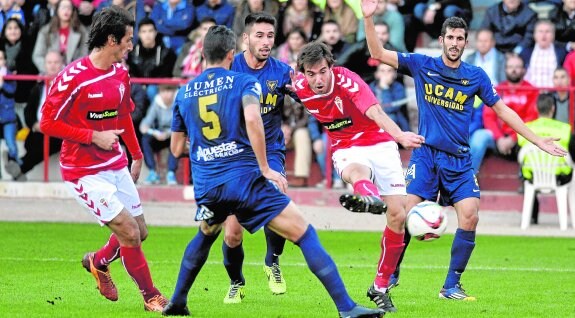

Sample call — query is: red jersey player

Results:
[290,41,424,313]
[39,6,168,312]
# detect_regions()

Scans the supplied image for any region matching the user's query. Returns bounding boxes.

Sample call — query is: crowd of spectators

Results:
[1,0,575,188]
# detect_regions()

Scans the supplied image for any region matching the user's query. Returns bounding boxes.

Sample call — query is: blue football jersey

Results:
[172,67,262,196]
[231,53,293,151]
[397,52,500,155]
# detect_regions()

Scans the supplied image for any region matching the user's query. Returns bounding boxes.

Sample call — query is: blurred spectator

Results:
[464,28,506,85]
[274,27,307,70]
[195,0,235,29]
[150,0,195,53]
[27,0,59,44]
[4,50,64,181]
[549,0,575,49]
[411,0,472,43]
[337,21,398,83]
[139,84,178,185]
[517,93,574,224]
[395,0,426,52]
[308,116,344,188]
[521,19,567,89]
[173,17,216,79]
[32,0,88,72]
[72,0,103,26]
[276,0,323,45]
[0,17,39,111]
[369,63,410,131]
[232,0,279,37]
[356,0,406,52]
[322,0,357,43]
[0,49,19,166]
[469,97,485,138]
[0,0,26,30]
[319,20,349,59]
[552,66,571,124]
[470,54,539,173]
[481,0,537,54]
[282,97,312,187]
[127,17,176,101]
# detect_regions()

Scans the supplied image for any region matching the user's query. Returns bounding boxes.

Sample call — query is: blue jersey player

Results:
[361,0,568,303]
[221,12,295,302]
[162,25,384,318]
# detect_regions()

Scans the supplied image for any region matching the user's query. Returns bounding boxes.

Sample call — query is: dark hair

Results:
[88,5,135,51]
[536,93,555,115]
[1,17,24,44]
[322,19,340,29]
[137,17,156,30]
[203,25,236,64]
[199,16,217,25]
[287,27,308,42]
[440,17,468,39]
[296,41,335,72]
[244,12,277,32]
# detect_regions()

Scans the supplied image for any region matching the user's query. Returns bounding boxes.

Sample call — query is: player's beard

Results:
[444,45,464,63]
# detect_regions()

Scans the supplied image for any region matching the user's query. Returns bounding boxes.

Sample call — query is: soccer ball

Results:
[406,201,447,241]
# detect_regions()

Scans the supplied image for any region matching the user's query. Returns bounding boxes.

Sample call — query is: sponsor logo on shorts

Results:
[87,109,119,120]
[390,183,405,188]
[132,203,142,209]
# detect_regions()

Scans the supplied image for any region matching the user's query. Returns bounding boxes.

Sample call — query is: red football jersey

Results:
[41,56,135,181]
[293,66,395,151]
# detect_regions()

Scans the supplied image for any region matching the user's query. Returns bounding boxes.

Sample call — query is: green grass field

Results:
[0,222,574,318]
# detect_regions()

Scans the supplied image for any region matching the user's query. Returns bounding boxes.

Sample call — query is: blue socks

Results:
[171,228,220,306]
[264,226,286,266]
[222,241,245,284]
[444,228,476,289]
[296,225,355,312]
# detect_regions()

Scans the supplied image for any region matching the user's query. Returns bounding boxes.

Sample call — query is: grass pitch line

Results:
[2,257,575,273]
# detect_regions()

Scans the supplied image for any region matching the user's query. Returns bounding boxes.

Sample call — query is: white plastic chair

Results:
[518,144,573,230]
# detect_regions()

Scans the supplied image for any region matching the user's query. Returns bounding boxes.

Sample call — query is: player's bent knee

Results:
[224,231,243,247]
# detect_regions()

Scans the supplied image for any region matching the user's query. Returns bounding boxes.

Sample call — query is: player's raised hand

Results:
[536,137,568,157]
[361,0,378,18]
[130,158,142,182]
[92,129,124,151]
[395,131,425,149]
[263,168,288,193]
[285,70,299,93]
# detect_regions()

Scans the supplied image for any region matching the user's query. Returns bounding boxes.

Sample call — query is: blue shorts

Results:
[268,149,286,176]
[196,171,291,233]
[405,145,480,206]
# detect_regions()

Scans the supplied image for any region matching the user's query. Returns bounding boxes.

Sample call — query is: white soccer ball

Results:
[406,201,448,242]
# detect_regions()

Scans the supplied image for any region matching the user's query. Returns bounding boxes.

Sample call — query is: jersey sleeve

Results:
[171,93,187,133]
[240,75,262,107]
[476,68,500,107]
[39,72,92,144]
[343,69,379,114]
[396,52,417,77]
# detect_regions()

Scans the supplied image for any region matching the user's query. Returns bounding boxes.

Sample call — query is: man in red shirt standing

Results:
[290,41,424,313]
[470,54,539,173]
[39,6,167,312]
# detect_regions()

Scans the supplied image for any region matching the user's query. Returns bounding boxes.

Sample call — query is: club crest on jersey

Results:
[266,80,278,92]
[119,83,125,102]
[461,79,469,85]
[334,96,344,114]
[208,73,215,80]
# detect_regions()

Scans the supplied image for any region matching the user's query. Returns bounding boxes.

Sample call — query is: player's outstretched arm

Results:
[362,0,398,68]
[365,105,425,149]
[492,100,568,156]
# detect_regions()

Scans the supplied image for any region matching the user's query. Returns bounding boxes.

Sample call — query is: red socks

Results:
[353,180,380,196]
[374,227,405,289]
[94,234,120,270]
[120,245,159,301]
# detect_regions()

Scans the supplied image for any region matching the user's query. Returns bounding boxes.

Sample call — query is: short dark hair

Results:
[87,5,135,51]
[199,16,217,25]
[296,41,335,73]
[138,17,156,30]
[440,17,468,39]
[244,12,277,32]
[203,25,236,64]
[536,93,555,116]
